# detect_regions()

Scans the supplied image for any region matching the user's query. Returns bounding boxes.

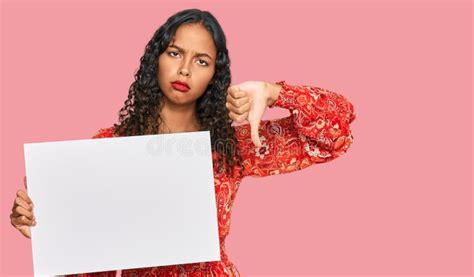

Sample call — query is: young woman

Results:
[10,8,356,277]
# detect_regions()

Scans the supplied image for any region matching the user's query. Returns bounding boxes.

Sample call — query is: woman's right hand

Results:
[10,176,36,239]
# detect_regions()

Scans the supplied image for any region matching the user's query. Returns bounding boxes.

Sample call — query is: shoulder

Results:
[92,126,116,139]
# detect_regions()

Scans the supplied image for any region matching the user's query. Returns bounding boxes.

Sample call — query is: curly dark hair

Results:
[113,9,243,177]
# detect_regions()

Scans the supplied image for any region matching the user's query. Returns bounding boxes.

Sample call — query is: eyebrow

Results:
[169,44,213,60]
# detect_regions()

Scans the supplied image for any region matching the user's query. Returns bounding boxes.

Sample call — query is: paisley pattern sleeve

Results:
[91,127,115,139]
[61,128,117,277]
[234,80,356,177]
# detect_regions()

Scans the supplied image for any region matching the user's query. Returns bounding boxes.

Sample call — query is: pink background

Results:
[1,0,472,276]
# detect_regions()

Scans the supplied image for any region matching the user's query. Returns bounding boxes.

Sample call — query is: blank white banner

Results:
[24,131,220,276]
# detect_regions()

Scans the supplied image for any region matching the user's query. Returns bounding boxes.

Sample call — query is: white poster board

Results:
[23,131,220,276]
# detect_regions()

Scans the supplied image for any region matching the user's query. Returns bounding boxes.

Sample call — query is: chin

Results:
[165,95,196,106]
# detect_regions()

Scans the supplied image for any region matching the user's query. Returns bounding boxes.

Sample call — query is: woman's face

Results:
[158,23,216,108]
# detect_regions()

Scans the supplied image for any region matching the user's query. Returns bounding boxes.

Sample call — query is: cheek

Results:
[197,67,215,85]
[157,59,166,75]
[158,56,175,74]
[157,58,174,92]
[191,72,213,98]
[195,73,213,91]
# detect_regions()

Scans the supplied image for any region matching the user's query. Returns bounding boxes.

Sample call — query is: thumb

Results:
[247,95,266,148]
[17,225,31,239]
[249,119,262,147]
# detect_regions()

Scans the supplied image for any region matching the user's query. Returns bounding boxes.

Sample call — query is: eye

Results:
[197,59,209,66]
[168,51,179,57]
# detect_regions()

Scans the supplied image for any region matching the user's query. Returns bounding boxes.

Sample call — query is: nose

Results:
[178,59,191,77]
[179,68,190,77]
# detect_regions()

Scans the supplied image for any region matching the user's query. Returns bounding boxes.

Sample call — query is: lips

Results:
[171,81,190,92]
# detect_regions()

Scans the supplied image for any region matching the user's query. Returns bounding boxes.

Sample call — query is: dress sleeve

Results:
[60,127,117,277]
[91,127,115,139]
[234,80,356,178]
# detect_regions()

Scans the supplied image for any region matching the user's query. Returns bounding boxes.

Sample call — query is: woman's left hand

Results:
[225,81,281,147]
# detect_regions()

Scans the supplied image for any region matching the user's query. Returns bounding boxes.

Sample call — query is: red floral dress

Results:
[64,80,356,277]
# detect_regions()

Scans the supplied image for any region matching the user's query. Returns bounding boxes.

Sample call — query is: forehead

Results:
[169,23,216,56]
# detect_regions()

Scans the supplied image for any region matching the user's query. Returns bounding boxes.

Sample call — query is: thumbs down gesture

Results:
[225,81,282,147]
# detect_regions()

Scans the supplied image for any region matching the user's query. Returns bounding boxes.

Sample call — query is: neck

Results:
[159,101,200,134]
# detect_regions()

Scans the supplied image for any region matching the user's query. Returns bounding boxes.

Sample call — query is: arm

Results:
[234,80,356,177]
